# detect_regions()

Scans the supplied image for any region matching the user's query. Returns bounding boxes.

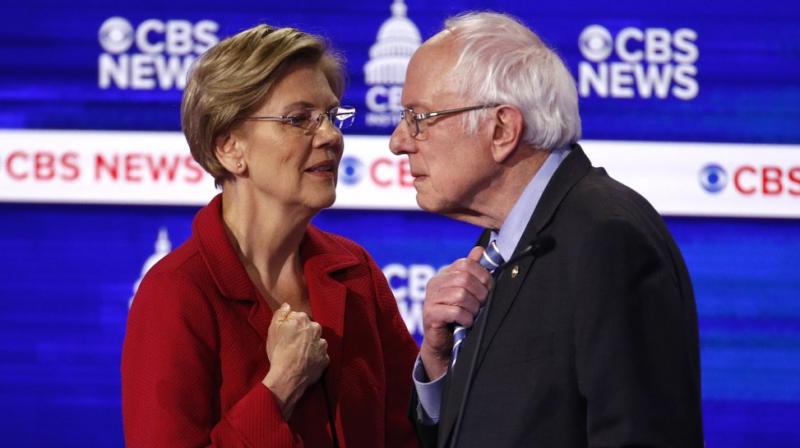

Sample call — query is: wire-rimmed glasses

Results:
[400,103,499,137]
[247,105,356,132]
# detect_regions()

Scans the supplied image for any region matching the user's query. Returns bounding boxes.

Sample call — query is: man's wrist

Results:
[413,356,446,424]
[419,343,450,380]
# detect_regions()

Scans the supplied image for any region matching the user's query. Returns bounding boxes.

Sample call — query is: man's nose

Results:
[389,121,415,155]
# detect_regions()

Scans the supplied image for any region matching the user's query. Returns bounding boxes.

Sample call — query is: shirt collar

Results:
[492,145,570,261]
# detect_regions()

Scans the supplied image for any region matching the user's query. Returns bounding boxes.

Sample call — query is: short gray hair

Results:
[443,12,581,150]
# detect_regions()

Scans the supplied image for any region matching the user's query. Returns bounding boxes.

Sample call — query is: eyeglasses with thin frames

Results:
[400,103,499,138]
[246,106,356,133]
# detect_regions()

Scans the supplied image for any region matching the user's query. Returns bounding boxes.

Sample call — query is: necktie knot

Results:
[479,240,505,272]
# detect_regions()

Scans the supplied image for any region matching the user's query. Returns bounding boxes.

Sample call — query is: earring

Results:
[236,162,243,169]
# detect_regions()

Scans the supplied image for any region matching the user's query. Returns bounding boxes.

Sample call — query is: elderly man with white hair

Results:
[390,11,704,448]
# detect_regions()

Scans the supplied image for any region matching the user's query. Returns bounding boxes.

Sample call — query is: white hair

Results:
[443,12,581,150]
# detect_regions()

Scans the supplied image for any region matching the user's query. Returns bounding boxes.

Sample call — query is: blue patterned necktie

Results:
[450,240,505,368]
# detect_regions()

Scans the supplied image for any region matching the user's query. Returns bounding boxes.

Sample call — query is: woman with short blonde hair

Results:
[122,24,419,447]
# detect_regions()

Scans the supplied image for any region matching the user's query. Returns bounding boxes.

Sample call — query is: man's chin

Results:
[415,193,447,214]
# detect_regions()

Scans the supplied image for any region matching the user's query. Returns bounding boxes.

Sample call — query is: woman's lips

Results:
[305,160,336,177]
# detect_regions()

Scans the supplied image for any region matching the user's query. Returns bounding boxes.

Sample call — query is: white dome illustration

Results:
[364,0,422,85]
[129,227,172,308]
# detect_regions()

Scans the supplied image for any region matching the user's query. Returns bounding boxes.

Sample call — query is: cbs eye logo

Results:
[699,164,728,193]
[579,25,613,63]
[339,156,364,186]
[99,17,135,54]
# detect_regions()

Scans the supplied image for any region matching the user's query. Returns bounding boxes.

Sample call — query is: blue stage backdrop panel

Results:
[0,0,798,142]
[0,0,799,446]
[1,204,799,446]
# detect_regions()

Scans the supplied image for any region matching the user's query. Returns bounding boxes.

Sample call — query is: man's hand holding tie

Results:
[419,246,492,380]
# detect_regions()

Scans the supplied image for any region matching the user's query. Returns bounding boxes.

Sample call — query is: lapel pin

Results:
[511,264,520,278]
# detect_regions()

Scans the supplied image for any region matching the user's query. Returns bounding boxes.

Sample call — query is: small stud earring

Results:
[236,162,243,169]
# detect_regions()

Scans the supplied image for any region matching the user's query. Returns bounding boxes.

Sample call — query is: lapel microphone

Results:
[448,235,555,448]
[502,235,555,269]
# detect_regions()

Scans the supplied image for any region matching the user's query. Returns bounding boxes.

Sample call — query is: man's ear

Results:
[489,105,525,163]
[214,132,246,175]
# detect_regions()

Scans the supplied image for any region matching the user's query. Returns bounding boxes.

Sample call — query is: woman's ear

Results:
[214,132,246,175]
[489,105,525,163]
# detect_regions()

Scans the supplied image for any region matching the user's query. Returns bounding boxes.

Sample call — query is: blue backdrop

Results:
[1,205,798,446]
[1,0,799,446]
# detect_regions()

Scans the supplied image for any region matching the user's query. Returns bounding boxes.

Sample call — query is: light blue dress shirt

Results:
[413,145,570,423]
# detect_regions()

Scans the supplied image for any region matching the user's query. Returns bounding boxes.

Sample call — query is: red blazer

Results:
[122,195,419,447]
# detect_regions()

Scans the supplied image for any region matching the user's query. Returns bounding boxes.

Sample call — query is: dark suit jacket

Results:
[122,194,419,447]
[412,145,703,447]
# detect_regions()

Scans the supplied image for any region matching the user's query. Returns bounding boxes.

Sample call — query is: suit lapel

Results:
[301,226,360,444]
[192,194,270,340]
[438,144,593,446]
[474,256,535,367]
[438,277,503,447]
[476,144,592,370]
[307,268,347,439]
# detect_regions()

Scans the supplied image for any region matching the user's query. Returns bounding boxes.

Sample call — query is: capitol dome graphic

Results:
[364,0,421,85]
[129,227,172,308]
